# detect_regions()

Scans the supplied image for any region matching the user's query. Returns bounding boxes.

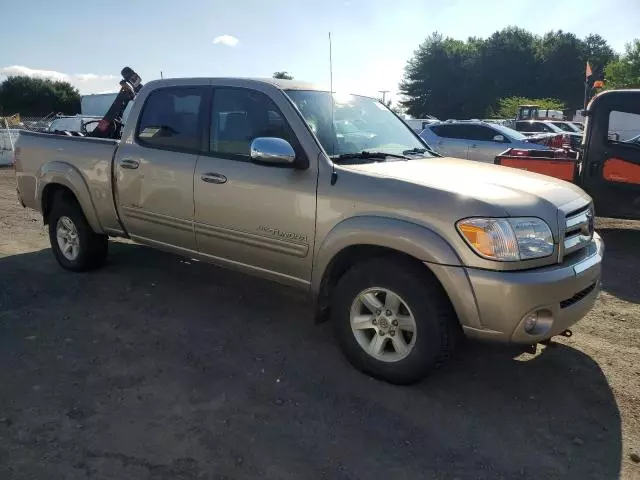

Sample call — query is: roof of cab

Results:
[144,77,328,92]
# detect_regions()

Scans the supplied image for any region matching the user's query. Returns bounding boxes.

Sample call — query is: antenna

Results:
[329,32,338,185]
[329,33,335,146]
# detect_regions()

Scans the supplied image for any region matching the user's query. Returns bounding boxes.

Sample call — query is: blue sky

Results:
[2,0,639,101]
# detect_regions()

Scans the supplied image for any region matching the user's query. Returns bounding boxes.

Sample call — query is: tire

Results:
[331,257,458,385]
[47,195,108,272]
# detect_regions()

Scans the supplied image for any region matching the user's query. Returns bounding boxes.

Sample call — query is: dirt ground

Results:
[0,167,638,479]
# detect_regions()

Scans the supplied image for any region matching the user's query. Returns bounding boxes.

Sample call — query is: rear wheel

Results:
[48,196,108,272]
[331,257,458,384]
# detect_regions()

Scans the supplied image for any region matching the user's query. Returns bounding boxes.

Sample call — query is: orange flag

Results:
[586,61,593,78]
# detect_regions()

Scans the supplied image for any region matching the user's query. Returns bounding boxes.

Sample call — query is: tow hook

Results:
[559,329,573,338]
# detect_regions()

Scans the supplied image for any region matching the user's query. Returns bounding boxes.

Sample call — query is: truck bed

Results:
[15,130,123,234]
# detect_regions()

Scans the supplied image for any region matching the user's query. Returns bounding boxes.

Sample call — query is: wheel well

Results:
[41,184,77,225]
[315,245,429,323]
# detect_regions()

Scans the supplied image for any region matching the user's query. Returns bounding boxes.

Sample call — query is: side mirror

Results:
[493,134,506,143]
[250,137,296,166]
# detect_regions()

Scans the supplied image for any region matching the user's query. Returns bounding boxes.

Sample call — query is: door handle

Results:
[201,172,227,184]
[120,158,139,170]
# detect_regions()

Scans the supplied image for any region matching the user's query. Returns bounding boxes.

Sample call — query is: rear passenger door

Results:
[115,85,208,251]
[428,124,470,159]
[465,125,510,163]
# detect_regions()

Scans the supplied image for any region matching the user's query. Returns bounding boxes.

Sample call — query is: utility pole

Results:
[378,90,389,104]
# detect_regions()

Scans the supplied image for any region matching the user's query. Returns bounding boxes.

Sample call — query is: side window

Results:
[137,87,205,152]
[210,88,298,158]
[539,123,555,133]
[465,125,498,141]
[430,124,467,139]
[429,125,445,137]
[608,110,640,145]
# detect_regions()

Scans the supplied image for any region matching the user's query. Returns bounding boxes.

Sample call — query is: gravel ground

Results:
[0,167,639,479]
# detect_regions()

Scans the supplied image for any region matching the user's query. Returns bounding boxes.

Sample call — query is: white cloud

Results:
[0,65,69,82]
[213,35,239,47]
[75,73,117,82]
[0,65,120,94]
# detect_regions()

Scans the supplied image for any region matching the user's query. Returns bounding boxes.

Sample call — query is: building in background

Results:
[81,93,133,121]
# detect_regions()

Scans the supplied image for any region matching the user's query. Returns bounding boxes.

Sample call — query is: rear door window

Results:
[136,87,207,152]
[430,124,469,139]
[465,125,499,141]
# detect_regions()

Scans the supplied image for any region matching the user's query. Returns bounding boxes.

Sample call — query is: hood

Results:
[341,157,590,218]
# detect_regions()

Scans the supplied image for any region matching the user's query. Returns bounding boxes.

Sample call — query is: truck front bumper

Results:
[431,233,604,344]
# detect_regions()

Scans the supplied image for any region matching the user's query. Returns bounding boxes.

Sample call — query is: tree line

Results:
[400,27,640,120]
[0,76,80,117]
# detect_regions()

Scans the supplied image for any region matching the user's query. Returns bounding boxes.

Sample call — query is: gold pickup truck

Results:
[14,77,604,384]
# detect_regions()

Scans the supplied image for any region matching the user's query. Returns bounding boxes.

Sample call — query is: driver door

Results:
[193,86,318,287]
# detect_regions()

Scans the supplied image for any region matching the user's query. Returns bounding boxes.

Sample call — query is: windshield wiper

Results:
[331,151,409,162]
[403,146,440,157]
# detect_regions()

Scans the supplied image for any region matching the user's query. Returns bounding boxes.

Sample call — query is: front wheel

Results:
[331,257,458,384]
[48,197,108,272]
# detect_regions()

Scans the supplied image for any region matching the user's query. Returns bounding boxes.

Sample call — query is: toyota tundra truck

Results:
[14,76,604,384]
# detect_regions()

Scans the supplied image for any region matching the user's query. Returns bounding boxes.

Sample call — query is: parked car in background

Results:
[48,115,103,135]
[515,120,582,149]
[420,120,552,163]
[0,128,20,166]
[549,121,582,133]
[402,116,439,133]
[625,133,640,145]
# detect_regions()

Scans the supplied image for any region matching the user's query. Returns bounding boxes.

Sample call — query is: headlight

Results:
[456,217,554,261]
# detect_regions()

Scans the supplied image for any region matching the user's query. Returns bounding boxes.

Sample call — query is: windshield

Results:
[552,122,578,133]
[490,123,528,141]
[285,90,432,158]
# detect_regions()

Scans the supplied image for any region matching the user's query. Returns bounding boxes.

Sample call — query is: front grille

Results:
[560,282,596,308]
[562,205,594,258]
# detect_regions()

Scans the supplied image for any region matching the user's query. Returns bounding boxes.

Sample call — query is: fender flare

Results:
[36,161,104,233]
[311,216,461,295]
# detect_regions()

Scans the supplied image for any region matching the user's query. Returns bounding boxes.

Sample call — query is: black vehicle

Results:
[497,90,640,221]
[579,90,640,219]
